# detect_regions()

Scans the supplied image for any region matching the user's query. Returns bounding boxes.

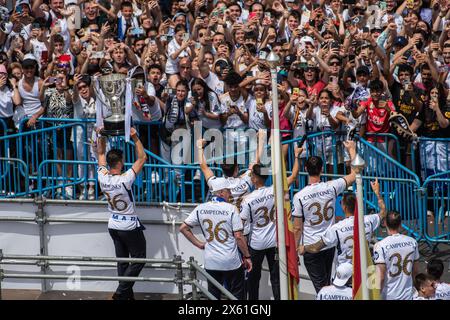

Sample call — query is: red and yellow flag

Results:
[352,201,380,300]
[273,155,300,300]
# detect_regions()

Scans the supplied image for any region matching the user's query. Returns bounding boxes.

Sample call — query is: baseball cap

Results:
[393,36,408,47]
[16,0,31,8]
[283,54,296,66]
[300,36,315,47]
[22,54,38,68]
[356,65,370,76]
[333,262,353,287]
[208,177,232,192]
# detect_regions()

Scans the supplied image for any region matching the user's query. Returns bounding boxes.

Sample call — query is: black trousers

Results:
[247,246,280,300]
[205,266,245,300]
[303,247,335,293]
[108,228,146,299]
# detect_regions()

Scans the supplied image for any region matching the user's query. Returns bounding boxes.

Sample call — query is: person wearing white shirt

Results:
[374,211,420,300]
[298,179,386,268]
[241,147,301,300]
[413,273,436,300]
[96,127,147,300]
[180,178,253,300]
[292,140,357,293]
[427,258,450,300]
[316,262,353,300]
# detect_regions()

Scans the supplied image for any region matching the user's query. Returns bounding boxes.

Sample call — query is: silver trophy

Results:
[94,73,127,136]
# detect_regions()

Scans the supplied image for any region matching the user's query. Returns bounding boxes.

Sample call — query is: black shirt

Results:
[390,81,426,124]
[415,102,450,138]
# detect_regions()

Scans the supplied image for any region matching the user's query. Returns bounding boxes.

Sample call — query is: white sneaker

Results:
[88,186,95,200]
[151,171,160,184]
[194,169,201,181]
[65,186,73,199]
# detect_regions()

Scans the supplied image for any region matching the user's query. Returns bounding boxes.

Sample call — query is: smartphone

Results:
[297,134,308,149]
[249,12,257,20]
[346,126,357,141]
[91,51,105,59]
[256,98,263,105]
[183,33,190,42]
[48,77,57,84]
[264,12,271,19]
[330,76,338,85]
[343,0,356,4]
[362,26,370,33]
[348,54,356,63]
[293,88,300,95]
[379,1,387,10]
[41,50,48,62]
[160,35,167,42]
[15,5,22,14]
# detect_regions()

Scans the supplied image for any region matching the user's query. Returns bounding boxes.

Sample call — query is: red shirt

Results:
[271,101,292,138]
[360,97,395,142]
[298,80,326,97]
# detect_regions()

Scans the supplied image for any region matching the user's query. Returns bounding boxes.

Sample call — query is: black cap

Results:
[22,58,38,69]
[283,54,296,66]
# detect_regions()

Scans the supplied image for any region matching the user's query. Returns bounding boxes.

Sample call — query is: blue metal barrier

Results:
[365,132,401,161]
[421,171,450,243]
[0,157,29,197]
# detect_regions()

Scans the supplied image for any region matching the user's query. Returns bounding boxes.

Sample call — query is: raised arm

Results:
[370,179,387,220]
[96,134,107,167]
[287,147,303,186]
[130,127,147,175]
[196,138,215,182]
[342,140,357,186]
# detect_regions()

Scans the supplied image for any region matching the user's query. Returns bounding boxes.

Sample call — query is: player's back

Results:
[97,166,138,230]
[374,233,419,300]
[435,282,450,300]
[208,173,252,207]
[316,285,352,300]
[240,185,276,250]
[188,200,243,271]
[292,178,347,246]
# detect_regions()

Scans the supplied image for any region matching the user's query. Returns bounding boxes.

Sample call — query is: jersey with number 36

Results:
[373,233,419,300]
[98,166,139,231]
[184,200,243,271]
[240,185,276,250]
[292,178,347,246]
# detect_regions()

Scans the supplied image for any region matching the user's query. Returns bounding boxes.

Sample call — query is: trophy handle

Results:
[93,77,109,107]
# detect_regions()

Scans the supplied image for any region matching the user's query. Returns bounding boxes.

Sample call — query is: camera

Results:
[130,27,144,36]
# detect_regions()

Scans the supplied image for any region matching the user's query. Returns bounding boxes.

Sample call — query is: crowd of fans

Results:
[0,0,450,198]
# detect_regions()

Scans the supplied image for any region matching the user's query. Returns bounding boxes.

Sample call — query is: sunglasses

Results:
[305,67,316,72]
[180,65,191,69]
[56,63,70,68]
[329,61,340,66]
[90,29,100,33]
[254,87,266,92]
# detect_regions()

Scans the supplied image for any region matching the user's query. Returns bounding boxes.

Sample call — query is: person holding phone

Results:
[246,83,272,131]
[185,78,221,129]
[165,24,193,88]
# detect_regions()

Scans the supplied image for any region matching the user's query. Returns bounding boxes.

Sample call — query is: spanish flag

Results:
[352,201,380,300]
[275,154,300,300]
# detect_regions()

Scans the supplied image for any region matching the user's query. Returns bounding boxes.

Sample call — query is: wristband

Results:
[244,256,251,259]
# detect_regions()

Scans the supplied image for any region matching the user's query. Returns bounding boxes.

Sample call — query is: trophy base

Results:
[103,120,125,136]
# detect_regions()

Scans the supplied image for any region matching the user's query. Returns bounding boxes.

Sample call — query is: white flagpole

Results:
[352,152,369,300]
[267,51,288,300]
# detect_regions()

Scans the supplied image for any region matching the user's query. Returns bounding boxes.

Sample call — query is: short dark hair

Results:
[342,193,356,214]
[106,149,124,168]
[252,164,269,181]
[414,273,433,292]
[148,64,162,72]
[52,34,65,44]
[305,156,323,176]
[369,79,384,92]
[427,259,444,281]
[221,162,237,177]
[174,23,186,34]
[121,1,133,9]
[224,72,243,86]
[397,64,414,76]
[386,210,402,230]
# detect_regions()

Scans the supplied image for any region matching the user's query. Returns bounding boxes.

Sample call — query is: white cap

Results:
[300,36,315,47]
[208,177,232,192]
[16,0,31,8]
[333,262,353,287]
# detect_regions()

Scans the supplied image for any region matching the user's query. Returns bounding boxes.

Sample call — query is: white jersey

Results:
[322,214,381,266]
[184,198,244,271]
[292,178,347,246]
[316,285,352,300]
[97,166,141,231]
[240,185,276,250]
[247,98,273,131]
[435,282,450,300]
[219,94,248,129]
[207,172,253,207]
[373,233,420,300]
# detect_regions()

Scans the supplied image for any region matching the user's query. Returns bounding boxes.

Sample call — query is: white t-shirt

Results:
[165,39,190,74]
[316,285,352,300]
[240,185,276,250]
[435,282,450,300]
[247,98,272,131]
[373,233,420,300]
[287,105,320,139]
[219,93,248,129]
[207,172,253,208]
[185,91,222,129]
[131,83,162,122]
[0,86,14,118]
[184,198,244,271]
[97,166,141,231]
[322,214,380,266]
[203,72,225,96]
[292,178,347,246]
